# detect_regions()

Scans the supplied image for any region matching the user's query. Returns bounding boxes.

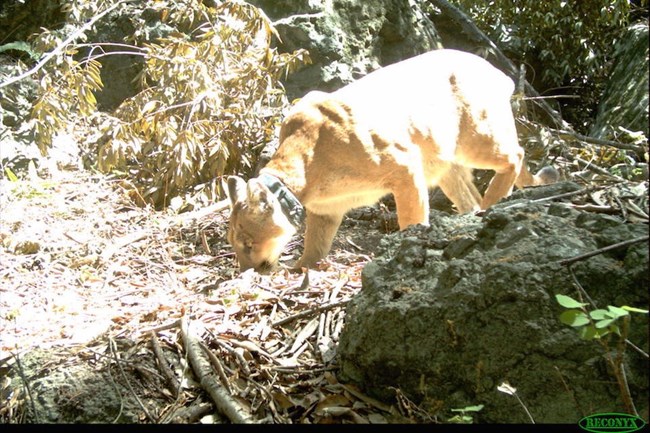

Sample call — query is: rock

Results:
[337,184,649,423]
[249,0,442,99]
[590,22,649,139]
[11,348,142,423]
[82,6,175,111]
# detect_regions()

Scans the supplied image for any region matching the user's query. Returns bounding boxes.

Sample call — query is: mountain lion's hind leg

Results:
[391,176,430,229]
[480,146,524,210]
[437,165,481,214]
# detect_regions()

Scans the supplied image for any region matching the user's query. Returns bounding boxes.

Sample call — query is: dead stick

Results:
[213,337,251,376]
[149,332,180,398]
[573,156,626,181]
[200,342,233,395]
[272,300,350,327]
[109,338,156,423]
[557,236,649,266]
[174,199,229,225]
[180,316,256,423]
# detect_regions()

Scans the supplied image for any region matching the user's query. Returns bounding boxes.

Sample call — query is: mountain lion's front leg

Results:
[295,211,344,269]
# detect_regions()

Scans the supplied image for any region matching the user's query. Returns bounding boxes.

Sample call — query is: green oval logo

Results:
[579,413,646,433]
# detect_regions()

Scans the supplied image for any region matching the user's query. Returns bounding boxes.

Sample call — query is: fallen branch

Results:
[573,156,626,182]
[174,199,230,225]
[200,342,233,395]
[179,316,256,424]
[518,118,647,154]
[556,129,645,153]
[557,235,649,266]
[272,300,350,327]
[150,332,180,398]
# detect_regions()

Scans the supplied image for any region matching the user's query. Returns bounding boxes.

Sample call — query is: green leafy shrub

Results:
[28,0,309,209]
[555,293,648,415]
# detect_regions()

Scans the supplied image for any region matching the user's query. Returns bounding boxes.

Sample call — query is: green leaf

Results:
[560,310,590,327]
[4,167,18,182]
[555,294,588,309]
[457,405,483,412]
[595,318,616,329]
[621,306,649,314]
[448,415,473,424]
[0,41,41,61]
[589,309,609,320]
[579,325,610,340]
[607,305,629,318]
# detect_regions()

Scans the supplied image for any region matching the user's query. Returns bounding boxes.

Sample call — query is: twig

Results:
[10,352,39,423]
[212,337,251,376]
[180,316,256,423]
[499,187,592,211]
[149,332,180,398]
[573,156,626,182]
[623,339,649,359]
[601,317,638,416]
[340,383,395,414]
[553,366,584,417]
[272,300,350,327]
[100,229,149,263]
[109,337,156,423]
[199,342,233,395]
[569,204,618,214]
[567,265,598,310]
[138,319,182,336]
[523,95,580,100]
[556,235,649,266]
[167,400,214,424]
[529,187,590,203]
[513,392,535,424]
[556,129,645,153]
[0,0,128,89]
[173,199,229,225]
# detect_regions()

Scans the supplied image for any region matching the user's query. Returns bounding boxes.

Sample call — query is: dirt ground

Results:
[0,165,424,424]
[1,160,647,424]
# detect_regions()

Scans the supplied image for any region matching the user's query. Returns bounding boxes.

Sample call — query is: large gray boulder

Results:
[337,183,649,423]
[249,0,441,99]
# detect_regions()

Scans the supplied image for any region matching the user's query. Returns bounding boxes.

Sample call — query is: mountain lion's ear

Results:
[246,178,276,214]
[226,176,247,208]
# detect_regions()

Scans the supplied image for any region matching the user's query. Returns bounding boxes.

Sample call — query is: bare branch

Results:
[0,0,127,89]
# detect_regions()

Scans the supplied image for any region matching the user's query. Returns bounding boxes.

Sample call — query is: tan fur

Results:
[227,49,557,272]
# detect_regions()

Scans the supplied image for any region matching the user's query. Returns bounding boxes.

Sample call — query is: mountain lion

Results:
[226,49,558,272]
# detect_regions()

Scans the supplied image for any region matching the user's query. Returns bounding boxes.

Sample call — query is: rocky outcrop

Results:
[337,183,649,423]
[249,0,441,99]
[590,23,649,139]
